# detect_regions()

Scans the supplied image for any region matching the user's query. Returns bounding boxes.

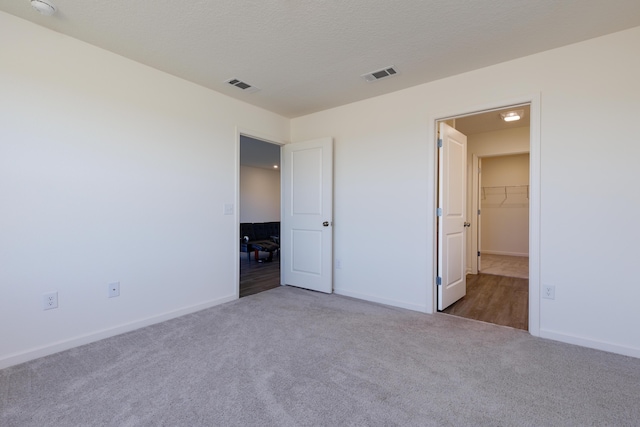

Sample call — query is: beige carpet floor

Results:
[2,286,640,426]
[480,254,528,278]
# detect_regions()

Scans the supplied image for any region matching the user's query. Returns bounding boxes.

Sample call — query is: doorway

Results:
[435,101,538,331]
[477,153,529,279]
[239,135,282,297]
[236,133,335,298]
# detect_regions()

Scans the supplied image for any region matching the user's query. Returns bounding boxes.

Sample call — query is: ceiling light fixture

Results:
[500,110,524,122]
[273,165,279,169]
[31,0,57,16]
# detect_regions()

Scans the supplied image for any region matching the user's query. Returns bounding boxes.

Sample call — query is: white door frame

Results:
[235,127,288,299]
[431,94,541,337]
[470,154,480,275]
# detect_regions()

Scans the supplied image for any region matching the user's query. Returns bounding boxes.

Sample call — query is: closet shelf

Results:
[481,185,529,207]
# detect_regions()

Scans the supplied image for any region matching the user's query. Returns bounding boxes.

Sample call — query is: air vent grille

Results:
[225,78,260,93]
[361,66,399,83]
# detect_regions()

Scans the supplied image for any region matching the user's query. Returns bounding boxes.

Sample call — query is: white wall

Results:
[467,127,530,156]
[291,26,640,357]
[239,166,280,223]
[480,154,529,257]
[0,12,289,368]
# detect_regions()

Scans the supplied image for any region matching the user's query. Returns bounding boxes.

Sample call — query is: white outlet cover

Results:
[43,292,58,310]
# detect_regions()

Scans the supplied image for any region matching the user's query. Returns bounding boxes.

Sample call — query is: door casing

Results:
[431,94,541,337]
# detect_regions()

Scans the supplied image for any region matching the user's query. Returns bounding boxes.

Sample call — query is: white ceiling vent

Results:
[361,66,398,83]
[225,78,260,94]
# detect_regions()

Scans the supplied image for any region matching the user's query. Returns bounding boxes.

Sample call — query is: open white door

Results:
[437,122,467,310]
[282,137,333,293]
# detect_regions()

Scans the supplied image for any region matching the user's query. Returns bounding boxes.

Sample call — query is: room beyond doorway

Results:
[238,134,282,298]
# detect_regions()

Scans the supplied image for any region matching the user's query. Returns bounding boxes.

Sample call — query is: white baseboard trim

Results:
[334,288,428,313]
[0,294,237,370]
[540,329,640,359]
[482,250,529,257]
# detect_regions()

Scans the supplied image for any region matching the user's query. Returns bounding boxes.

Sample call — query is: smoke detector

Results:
[31,0,57,16]
[361,66,399,83]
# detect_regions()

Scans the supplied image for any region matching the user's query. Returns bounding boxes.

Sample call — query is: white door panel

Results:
[438,122,467,310]
[291,229,322,274]
[282,138,333,293]
[292,148,323,214]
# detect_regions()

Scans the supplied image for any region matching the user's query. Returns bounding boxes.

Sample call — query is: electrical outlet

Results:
[543,285,555,300]
[108,282,120,298]
[43,292,58,310]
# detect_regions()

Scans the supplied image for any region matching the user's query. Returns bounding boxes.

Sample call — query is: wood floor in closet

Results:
[441,273,529,330]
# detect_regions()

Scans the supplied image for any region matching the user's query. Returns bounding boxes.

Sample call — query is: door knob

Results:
[464,222,471,227]
[323,221,330,227]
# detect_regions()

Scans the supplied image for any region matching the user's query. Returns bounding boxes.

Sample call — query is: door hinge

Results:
[436,208,442,217]
[478,251,481,257]
[436,276,442,286]
[437,138,443,148]
[478,209,481,215]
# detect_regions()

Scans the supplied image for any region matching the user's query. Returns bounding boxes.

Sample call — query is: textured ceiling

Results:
[2,0,640,118]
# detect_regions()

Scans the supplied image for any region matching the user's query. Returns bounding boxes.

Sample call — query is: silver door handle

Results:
[464,222,471,227]
[323,221,330,227]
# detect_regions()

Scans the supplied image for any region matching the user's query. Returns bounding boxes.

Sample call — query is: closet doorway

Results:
[438,105,531,330]
[477,154,529,279]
